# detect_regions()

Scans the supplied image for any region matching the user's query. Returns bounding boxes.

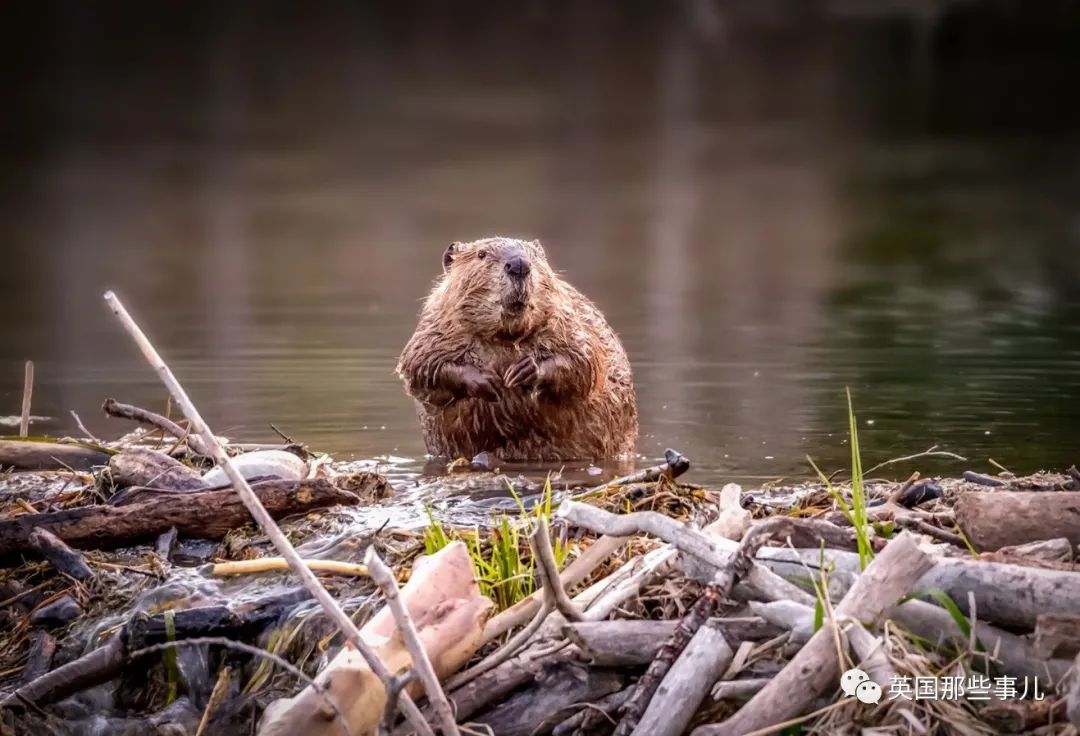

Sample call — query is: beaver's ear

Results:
[442,242,461,273]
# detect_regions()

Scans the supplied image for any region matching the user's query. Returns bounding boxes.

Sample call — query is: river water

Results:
[2,2,1079,487]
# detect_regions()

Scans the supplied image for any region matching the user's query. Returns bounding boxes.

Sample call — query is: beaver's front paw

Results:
[459,365,502,401]
[504,355,541,390]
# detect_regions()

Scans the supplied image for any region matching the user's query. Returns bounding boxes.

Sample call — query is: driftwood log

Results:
[107,447,208,491]
[0,477,381,556]
[692,532,934,736]
[757,546,1080,630]
[955,491,1080,551]
[0,438,113,471]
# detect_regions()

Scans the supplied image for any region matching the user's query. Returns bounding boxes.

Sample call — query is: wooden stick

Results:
[691,532,934,736]
[20,360,33,437]
[530,517,583,622]
[213,558,369,578]
[102,397,209,455]
[365,547,460,736]
[102,291,434,736]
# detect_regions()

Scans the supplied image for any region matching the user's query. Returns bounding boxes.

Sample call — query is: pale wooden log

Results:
[104,290,432,736]
[691,532,933,736]
[365,547,459,736]
[632,620,733,736]
[955,492,1080,551]
[704,483,751,541]
[260,542,493,736]
[108,446,208,490]
[757,546,1080,630]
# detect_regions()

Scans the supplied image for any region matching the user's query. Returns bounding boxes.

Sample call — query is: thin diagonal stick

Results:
[103,291,434,736]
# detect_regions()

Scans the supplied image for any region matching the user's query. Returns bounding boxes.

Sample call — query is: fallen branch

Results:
[0,478,371,556]
[103,291,434,736]
[102,397,208,455]
[691,532,934,736]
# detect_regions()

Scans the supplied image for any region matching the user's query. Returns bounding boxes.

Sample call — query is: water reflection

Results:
[1,2,1078,485]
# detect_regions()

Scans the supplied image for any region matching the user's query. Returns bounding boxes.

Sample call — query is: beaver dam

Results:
[2,298,1080,736]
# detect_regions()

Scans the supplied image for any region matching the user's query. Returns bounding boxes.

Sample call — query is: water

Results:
[2,2,1079,487]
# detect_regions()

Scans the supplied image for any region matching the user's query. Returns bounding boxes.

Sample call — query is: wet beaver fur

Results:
[397,237,638,461]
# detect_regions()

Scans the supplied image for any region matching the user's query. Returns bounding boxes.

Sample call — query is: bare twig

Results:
[102,291,433,736]
[69,411,103,443]
[365,546,460,736]
[20,360,33,437]
[863,445,966,476]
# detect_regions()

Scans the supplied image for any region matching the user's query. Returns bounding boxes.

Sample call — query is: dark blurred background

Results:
[2,0,1079,483]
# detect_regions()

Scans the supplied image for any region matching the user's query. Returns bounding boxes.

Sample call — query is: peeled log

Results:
[955,492,1080,551]
[0,478,377,556]
[259,541,494,736]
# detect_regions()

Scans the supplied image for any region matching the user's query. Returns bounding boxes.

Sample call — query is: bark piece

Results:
[955,492,1080,551]
[0,478,374,556]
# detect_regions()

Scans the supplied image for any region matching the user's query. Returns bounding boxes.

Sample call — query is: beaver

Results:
[397,237,638,461]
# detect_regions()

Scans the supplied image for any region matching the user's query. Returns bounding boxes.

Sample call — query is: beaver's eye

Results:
[477,249,488,260]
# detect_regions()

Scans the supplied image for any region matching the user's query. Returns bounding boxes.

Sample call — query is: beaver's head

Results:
[435,237,557,339]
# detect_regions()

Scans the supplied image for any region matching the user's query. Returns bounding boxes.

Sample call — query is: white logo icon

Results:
[856,680,883,704]
[841,668,869,697]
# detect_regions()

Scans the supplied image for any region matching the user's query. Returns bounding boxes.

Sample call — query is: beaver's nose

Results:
[505,255,531,279]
